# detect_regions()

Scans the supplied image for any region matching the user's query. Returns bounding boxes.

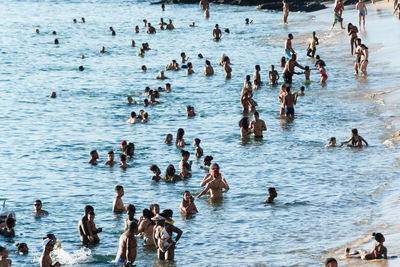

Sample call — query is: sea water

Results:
[0,1,400,266]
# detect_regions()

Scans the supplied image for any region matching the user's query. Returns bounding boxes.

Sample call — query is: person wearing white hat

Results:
[40,238,60,267]
[152,213,182,261]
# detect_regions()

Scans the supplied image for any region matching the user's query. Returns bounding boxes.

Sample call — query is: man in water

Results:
[283,87,296,117]
[282,54,304,83]
[146,23,156,34]
[284,34,295,60]
[33,200,49,216]
[356,0,367,29]
[41,238,61,267]
[78,205,94,244]
[113,185,125,213]
[331,0,345,30]
[283,0,290,24]
[213,24,221,40]
[115,220,137,266]
[250,111,267,138]
[104,151,116,166]
[204,60,214,76]
[127,111,139,124]
[88,150,99,165]
[306,32,319,58]
[253,65,262,88]
[197,163,229,199]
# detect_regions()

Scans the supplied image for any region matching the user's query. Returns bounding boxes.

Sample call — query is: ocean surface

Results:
[1,0,400,266]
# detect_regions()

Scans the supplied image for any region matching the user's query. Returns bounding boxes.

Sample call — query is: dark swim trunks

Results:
[285,107,294,116]
[283,72,293,83]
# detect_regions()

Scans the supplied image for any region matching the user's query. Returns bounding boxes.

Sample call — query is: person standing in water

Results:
[213,24,221,40]
[250,111,267,138]
[283,0,290,24]
[33,200,49,216]
[283,54,305,83]
[40,239,61,267]
[284,34,296,60]
[331,0,345,30]
[306,32,319,58]
[283,87,297,117]
[197,163,229,199]
[356,0,367,29]
[115,221,137,266]
[78,205,94,244]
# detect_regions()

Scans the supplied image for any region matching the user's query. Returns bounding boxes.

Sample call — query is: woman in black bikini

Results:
[340,128,368,148]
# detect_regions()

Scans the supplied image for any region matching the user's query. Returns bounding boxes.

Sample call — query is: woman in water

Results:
[316,61,328,86]
[239,117,251,139]
[163,165,182,182]
[360,44,368,76]
[340,128,368,147]
[201,155,213,170]
[347,23,358,55]
[152,213,183,261]
[345,232,387,260]
[176,128,187,147]
[137,209,155,246]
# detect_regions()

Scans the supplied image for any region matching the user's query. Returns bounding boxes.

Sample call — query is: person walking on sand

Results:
[283,0,290,24]
[331,0,345,30]
[356,0,367,29]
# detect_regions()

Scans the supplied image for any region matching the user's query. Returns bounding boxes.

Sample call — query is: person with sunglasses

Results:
[33,200,49,216]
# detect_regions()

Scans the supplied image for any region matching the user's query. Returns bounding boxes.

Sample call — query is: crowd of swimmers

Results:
[3,0,397,266]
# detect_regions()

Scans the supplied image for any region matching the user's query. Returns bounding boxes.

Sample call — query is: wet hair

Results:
[324,258,337,266]
[305,66,310,71]
[125,204,136,214]
[88,211,95,216]
[254,111,259,117]
[181,150,190,158]
[205,60,210,65]
[144,99,149,105]
[361,44,368,49]
[78,66,84,71]
[280,57,286,65]
[115,185,123,191]
[149,204,159,214]
[142,209,154,224]
[194,138,201,146]
[198,54,203,58]
[6,217,15,228]
[84,205,94,215]
[347,23,353,33]
[286,87,291,93]
[246,75,251,82]
[34,199,42,204]
[372,232,384,242]
[43,233,55,240]
[288,33,293,38]
[54,39,59,44]
[130,111,136,118]
[165,133,173,142]
[165,83,171,88]
[268,187,277,194]
[90,150,97,156]
[225,28,230,33]
[108,150,114,155]
[176,128,185,141]
[16,243,28,253]
[187,62,192,68]
[150,164,159,172]
[255,65,260,70]
[143,112,148,120]
[180,52,185,57]
[215,24,219,28]
[351,128,358,135]
[330,137,336,142]
[315,55,320,60]
[126,143,135,157]
[203,155,213,165]
[239,117,249,129]
[166,164,176,176]
[52,31,57,35]
[120,154,127,162]
[161,209,173,218]
[141,65,146,71]
[182,161,190,171]
[300,86,305,91]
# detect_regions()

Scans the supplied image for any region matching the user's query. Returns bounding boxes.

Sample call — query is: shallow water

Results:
[1,1,400,266]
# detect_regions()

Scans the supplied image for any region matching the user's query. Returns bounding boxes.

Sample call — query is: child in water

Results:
[194,138,203,158]
[269,65,279,85]
[326,137,336,147]
[113,185,125,212]
[150,164,162,182]
[165,133,173,144]
[340,128,368,148]
[87,211,102,244]
[264,188,278,203]
[345,232,387,260]
[303,66,311,84]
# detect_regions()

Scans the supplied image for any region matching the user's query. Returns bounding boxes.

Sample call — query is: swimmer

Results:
[89,150,99,165]
[141,65,147,72]
[283,87,296,117]
[204,6,210,18]
[225,28,230,34]
[127,96,134,105]
[204,60,214,76]
[40,239,60,267]
[179,162,192,179]
[284,33,295,60]
[179,150,192,172]
[100,46,106,53]
[194,138,203,158]
[201,155,213,170]
[131,40,135,47]
[354,38,362,75]
[113,185,125,213]
[111,30,116,36]
[87,211,101,244]
[340,128,368,147]
[78,206,93,244]
[104,151,116,166]
[0,217,15,238]
[165,133,173,144]
[150,165,162,182]
[79,66,84,71]
[324,258,338,267]
[125,204,137,231]
[166,19,174,30]
[119,154,130,169]
[264,187,277,203]
[138,48,145,57]
[155,70,168,80]
[253,65,262,88]
[54,38,59,45]
[16,242,29,254]
[141,112,148,123]
[147,23,156,34]
[197,163,229,199]
[223,61,232,79]
[189,22,196,27]
[180,52,189,64]
[356,0,367,29]
[127,111,139,124]
[81,17,85,23]
[33,200,49,215]
[269,65,279,85]
[135,25,139,33]
[165,83,171,92]
[331,0,345,30]
[180,191,198,215]
[325,137,336,147]
[306,32,319,58]
[149,91,160,105]
[52,31,56,35]
[186,62,194,75]
[213,24,221,40]
[280,56,286,68]
[163,165,182,182]
[239,117,252,138]
[49,91,56,98]
[73,18,77,23]
[121,140,127,153]
[162,3,165,11]
[345,232,387,260]
[295,86,305,96]
[360,44,368,76]
[186,106,196,117]
[198,53,204,59]
[245,18,249,24]
[152,213,183,261]
[143,19,147,27]
[166,60,180,71]
[250,111,267,138]
[241,92,251,114]
[159,18,167,26]
[124,142,135,158]
[36,28,40,34]
[115,220,137,266]
[283,0,290,24]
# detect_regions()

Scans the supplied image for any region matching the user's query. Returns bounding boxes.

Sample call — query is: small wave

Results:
[51,248,93,265]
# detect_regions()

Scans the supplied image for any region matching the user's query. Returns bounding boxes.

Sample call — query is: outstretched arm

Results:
[340,137,353,147]
[197,184,211,198]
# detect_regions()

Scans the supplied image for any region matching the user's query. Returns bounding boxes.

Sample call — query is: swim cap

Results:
[121,140,127,145]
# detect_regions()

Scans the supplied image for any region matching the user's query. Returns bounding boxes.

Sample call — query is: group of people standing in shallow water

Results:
[2,0,394,265]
